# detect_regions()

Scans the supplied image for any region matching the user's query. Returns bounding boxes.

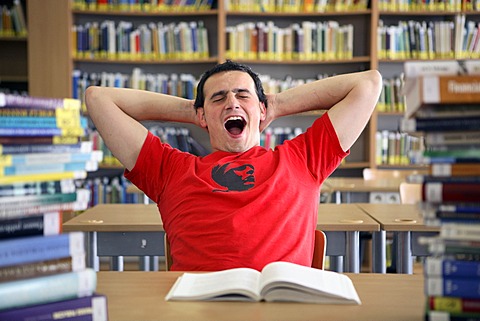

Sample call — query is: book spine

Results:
[428,296,480,313]
[0,212,62,240]
[0,116,88,129]
[0,150,103,166]
[0,170,87,185]
[425,257,480,278]
[0,254,86,282]
[430,164,480,177]
[440,223,480,241]
[0,127,85,137]
[0,179,75,197]
[0,141,92,155]
[0,192,78,209]
[0,232,85,268]
[0,293,107,321]
[0,94,80,111]
[0,200,88,220]
[0,161,98,177]
[0,136,80,145]
[401,117,480,132]
[426,276,480,299]
[422,182,480,203]
[0,269,97,311]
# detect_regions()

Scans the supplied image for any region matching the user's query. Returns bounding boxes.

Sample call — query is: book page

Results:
[259,262,361,304]
[165,268,262,301]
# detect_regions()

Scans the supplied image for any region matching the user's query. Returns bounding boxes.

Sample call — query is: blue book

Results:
[426,276,480,299]
[0,232,85,268]
[0,127,87,137]
[0,150,103,166]
[0,293,107,321]
[0,116,88,129]
[1,161,98,176]
[425,257,480,278]
[0,269,97,311]
[0,141,92,155]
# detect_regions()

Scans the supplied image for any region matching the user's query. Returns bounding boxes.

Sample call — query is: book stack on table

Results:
[403,69,480,321]
[0,94,107,320]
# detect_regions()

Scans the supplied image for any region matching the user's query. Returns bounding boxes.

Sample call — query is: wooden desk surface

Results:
[64,203,377,233]
[317,204,380,232]
[63,204,162,232]
[356,203,439,232]
[96,271,424,321]
[324,177,404,193]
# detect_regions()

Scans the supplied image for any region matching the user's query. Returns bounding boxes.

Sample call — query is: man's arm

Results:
[263,70,382,151]
[85,86,197,171]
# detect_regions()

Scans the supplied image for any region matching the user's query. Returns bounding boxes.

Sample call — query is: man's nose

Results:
[225,93,240,109]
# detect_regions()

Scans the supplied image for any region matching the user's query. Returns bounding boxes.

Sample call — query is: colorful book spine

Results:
[0,127,86,137]
[430,164,480,177]
[426,276,480,299]
[0,254,86,282]
[440,223,480,242]
[0,161,98,177]
[0,136,80,145]
[426,309,480,321]
[0,150,103,166]
[0,192,78,209]
[422,182,480,203]
[0,232,85,268]
[0,212,62,239]
[0,268,97,311]
[401,117,480,133]
[0,116,88,129]
[425,257,480,278]
[0,179,76,197]
[0,293,107,321]
[0,141,92,155]
[0,93,79,111]
[0,170,87,185]
[428,296,480,314]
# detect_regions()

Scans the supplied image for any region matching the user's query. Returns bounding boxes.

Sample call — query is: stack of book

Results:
[403,71,480,321]
[0,93,107,320]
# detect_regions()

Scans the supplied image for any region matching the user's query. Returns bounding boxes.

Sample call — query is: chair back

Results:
[399,182,422,204]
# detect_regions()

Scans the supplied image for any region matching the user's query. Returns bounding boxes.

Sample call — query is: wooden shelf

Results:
[26,0,480,172]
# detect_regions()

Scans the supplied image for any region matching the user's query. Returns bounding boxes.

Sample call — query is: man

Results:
[86,60,382,271]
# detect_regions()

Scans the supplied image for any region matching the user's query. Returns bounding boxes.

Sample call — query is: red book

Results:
[422,182,480,203]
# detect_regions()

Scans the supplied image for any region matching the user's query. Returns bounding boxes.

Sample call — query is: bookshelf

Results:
[26,0,480,171]
[0,0,28,94]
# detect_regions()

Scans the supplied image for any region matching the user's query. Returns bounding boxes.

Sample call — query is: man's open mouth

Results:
[224,116,246,135]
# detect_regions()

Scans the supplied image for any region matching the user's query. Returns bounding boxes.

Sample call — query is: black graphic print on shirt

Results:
[211,162,255,192]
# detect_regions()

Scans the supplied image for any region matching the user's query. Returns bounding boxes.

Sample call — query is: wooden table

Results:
[324,177,404,203]
[356,203,439,274]
[96,271,425,321]
[64,203,379,273]
[317,204,379,273]
[63,204,164,271]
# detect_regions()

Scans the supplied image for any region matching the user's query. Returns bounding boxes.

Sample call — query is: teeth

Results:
[226,116,243,121]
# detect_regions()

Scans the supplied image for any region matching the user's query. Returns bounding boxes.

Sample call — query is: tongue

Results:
[229,127,242,135]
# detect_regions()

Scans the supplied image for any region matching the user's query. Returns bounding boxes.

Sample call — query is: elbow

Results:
[84,86,103,115]
[367,70,383,98]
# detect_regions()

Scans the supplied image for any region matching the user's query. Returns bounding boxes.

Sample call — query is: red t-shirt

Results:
[125,112,348,271]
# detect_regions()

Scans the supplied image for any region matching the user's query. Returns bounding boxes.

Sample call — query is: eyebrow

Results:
[209,88,252,101]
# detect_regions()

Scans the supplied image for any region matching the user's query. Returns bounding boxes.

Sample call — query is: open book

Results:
[165,261,361,304]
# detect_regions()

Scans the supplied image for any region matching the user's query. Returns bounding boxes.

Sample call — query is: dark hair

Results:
[193,60,268,110]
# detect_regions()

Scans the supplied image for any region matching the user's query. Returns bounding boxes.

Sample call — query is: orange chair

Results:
[164,230,327,271]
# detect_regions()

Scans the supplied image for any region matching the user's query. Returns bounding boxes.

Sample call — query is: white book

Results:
[165,261,361,304]
[440,223,480,241]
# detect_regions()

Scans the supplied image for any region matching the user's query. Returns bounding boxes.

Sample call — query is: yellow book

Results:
[0,171,87,185]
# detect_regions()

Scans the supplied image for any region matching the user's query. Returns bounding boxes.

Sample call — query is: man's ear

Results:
[197,107,208,128]
[259,102,267,121]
